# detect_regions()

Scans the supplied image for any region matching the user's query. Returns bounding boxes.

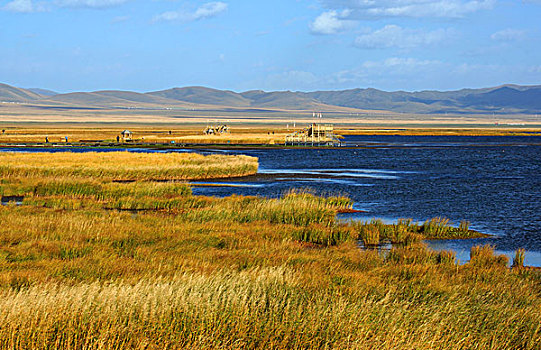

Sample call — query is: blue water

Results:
[2,135,541,265]
[191,135,541,265]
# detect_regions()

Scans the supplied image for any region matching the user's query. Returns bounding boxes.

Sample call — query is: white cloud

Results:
[3,0,40,13]
[354,25,453,49]
[491,28,526,42]
[2,0,130,12]
[55,0,130,8]
[327,57,444,86]
[320,0,495,18]
[249,59,541,92]
[192,2,227,20]
[364,57,443,70]
[309,9,355,35]
[153,2,228,22]
[153,11,180,22]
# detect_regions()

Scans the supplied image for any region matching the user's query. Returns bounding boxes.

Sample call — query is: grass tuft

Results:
[512,248,526,268]
[469,244,509,268]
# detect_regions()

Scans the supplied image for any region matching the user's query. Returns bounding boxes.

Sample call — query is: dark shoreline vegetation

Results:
[0,152,539,349]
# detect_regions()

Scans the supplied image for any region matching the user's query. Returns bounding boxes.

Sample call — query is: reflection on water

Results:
[189,182,265,188]
[1,196,24,206]
[259,168,403,179]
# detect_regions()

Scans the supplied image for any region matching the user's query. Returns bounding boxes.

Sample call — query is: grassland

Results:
[0,124,539,148]
[0,152,539,349]
[0,152,258,180]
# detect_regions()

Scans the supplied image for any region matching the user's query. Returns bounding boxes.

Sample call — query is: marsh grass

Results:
[0,266,539,350]
[421,217,451,236]
[0,153,539,349]
[470,245,509,268]
[356,223,380,246]
[290,223,352,246]
[0,152,258,180]
[0,205,539,349]
[436,250,457,265]
[29,179,193,199]
[513,248,526,268]
[352,217,485,246]
[459,220,470,233]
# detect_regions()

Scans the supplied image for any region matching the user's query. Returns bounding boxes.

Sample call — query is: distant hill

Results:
[148,86,252,107]
[94,90,183,105]
[44,92,133,107]
[304,85,541,114]
[240,90,325,110]
[148,87,343,110]
[1,82,540,114]
[41,90,190,108]
[457,86,541,111]
[27,88,58,97]
[0,83,43,102]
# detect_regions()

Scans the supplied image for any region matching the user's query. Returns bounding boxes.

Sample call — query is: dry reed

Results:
[0,152,539,349]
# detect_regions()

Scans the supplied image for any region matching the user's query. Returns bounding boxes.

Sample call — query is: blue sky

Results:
[1,0,541,92]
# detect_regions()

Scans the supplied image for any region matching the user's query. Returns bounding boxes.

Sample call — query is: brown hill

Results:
[0,83,44,102]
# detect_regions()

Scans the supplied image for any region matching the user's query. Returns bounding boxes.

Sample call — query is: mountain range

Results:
[1,82,540,114]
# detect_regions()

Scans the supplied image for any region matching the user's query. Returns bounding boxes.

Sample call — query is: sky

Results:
[1,0,541,93]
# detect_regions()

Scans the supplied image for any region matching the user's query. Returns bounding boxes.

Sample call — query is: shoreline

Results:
[1,132,541,151]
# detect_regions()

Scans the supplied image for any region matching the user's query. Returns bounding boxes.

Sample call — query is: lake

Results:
[2,135,540,265]
[192,135,541,266]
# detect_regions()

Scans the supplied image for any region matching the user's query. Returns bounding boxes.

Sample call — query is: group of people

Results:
[40,130,174,144]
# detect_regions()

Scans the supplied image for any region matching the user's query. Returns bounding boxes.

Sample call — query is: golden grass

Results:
[0,125,290,144]
[352,218,488,243]
[1,266,540,350]
[1,204,540,349]
[0,152,539,349]
[470,244,510,268]
[338,127,541,136]
[0,125,539,146]
[0,151,258,180]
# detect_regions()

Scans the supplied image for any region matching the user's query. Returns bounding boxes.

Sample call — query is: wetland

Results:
[0,135,540,349]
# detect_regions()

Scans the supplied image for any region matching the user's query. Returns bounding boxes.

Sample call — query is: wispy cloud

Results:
[309,9,355,35]
[257,58,446,91]
[326,57,443,84]
[2,0,130,12]
[55,0,131,9]
[491,28,526,42]
[354,25,454,49]
[2,0,42,13]
[111,15,130,23]
[153,1,228,23]
[363,57,443,72]
[320,0,495,18]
